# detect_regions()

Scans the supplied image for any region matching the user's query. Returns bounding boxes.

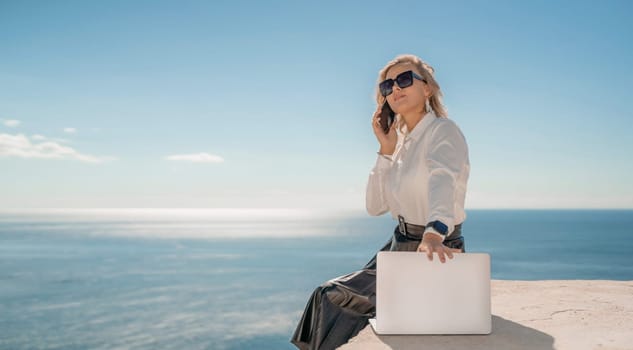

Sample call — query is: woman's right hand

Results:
[371,102,398,155]
[417,235,463,263]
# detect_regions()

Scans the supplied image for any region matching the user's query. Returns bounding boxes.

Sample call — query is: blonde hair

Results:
[375,54,449,134]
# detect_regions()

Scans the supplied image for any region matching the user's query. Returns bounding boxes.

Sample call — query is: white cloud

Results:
[3,119,20,127]
[165,152,224,163]
[63,127,77,134]
[0,133,116,163]
[31,134,72,144]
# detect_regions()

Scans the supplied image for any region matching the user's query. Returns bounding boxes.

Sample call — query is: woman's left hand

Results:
[417,234,463,263]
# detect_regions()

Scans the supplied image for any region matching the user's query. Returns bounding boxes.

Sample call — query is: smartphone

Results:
[379,101,395,134]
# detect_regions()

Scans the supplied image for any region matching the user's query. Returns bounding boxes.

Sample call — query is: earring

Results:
[425,98,432,113]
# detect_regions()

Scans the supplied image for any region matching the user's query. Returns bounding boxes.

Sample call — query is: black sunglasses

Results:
[379,70,427,97]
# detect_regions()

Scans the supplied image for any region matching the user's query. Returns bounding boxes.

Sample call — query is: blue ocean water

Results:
[0,208,631,349]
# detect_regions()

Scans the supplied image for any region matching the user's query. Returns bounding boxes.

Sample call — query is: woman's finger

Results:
[425,245,434,261]
[372,116,381,129]
[437,249,446,263]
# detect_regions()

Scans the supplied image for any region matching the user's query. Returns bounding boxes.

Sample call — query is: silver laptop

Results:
[369,251,491,335]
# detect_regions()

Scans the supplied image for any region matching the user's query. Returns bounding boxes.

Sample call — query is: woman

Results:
[290,54,470,350]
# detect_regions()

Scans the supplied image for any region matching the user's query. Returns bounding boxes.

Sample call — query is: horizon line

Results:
[0,207,632,211]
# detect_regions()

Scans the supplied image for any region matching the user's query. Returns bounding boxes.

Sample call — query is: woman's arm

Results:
[423,119,469,240]
[365,152,393,216]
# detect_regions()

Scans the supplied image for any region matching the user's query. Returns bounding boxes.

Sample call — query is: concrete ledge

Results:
[338,280,633,350]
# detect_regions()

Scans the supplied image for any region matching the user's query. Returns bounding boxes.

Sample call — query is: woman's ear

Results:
[422,83,432,99]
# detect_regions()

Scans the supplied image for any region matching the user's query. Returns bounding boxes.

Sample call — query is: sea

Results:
[1,208,632,350]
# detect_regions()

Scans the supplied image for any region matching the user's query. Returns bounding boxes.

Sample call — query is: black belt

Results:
[396,214,462,240]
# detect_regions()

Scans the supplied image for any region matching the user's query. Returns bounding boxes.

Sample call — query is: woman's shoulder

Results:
[429,116,468,143]
[430,115,462,133]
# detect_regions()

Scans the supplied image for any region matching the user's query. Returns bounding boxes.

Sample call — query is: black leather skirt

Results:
[289,224,466,350]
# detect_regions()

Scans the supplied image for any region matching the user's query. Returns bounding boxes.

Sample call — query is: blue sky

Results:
[1,0,632,210]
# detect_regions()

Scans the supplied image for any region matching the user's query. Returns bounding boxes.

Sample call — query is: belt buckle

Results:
[397,215,407,236]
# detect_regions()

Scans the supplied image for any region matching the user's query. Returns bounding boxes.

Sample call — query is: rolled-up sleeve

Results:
[365,153,393,216]
[424,120,469,235]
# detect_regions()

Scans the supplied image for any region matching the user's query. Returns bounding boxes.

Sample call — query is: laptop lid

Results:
[369,251,491,335]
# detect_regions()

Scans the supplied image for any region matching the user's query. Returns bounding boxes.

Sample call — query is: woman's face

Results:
[383,63,431,115]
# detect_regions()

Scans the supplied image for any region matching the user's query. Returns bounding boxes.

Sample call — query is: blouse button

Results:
[403,137,412,150]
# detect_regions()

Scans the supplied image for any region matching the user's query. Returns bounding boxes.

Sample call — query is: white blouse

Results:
[365,109,470,241]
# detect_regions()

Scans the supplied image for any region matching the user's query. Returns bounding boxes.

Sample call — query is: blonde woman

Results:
[290,54,470,350]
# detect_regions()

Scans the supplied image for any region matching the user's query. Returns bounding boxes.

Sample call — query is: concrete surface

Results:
[338,280,633,350]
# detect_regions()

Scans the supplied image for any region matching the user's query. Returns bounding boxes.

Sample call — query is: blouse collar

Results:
[401,109,437,142]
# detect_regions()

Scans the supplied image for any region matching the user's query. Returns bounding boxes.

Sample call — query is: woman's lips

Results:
[394,95,406,101]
